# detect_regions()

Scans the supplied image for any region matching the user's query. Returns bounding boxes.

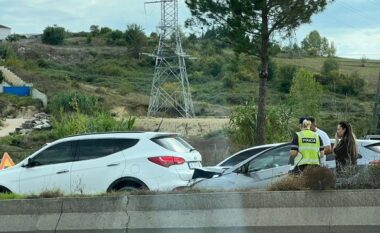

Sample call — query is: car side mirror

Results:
[23,158,33,168]
[237,164,248,174]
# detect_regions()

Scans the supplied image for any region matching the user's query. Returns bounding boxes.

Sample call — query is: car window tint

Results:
[220,147,270,167]
[33,141,74,166]
[152,136,192,153]
[272,146,292,166]
[248,145,291,172]
[248,152,274,172]
[77,139,139,161]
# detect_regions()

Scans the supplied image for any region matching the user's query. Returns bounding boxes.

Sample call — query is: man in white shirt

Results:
[308,116,332,167]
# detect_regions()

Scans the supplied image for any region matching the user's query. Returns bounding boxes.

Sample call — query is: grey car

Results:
[191,139,380,190]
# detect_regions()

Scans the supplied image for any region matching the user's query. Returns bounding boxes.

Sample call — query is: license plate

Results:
[188,162,202,169]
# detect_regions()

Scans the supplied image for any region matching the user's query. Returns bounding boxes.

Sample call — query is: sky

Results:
[0,0,380,59]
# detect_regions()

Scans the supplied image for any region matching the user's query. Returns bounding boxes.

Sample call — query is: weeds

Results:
[268,166,336,191]
[0,193,25,200]
[337,165,380,189]
[26,190,64,199]
[268,175,305,191]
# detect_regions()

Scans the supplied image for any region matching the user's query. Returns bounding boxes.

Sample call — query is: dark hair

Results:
[338,121,358,160]
[308,116,316,124]
[299,116,308,124]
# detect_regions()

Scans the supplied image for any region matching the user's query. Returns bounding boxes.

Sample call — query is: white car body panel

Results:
[192,139,380,191]
[0,132,202,194]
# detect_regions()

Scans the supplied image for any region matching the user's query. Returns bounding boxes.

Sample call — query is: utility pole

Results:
[373,71,380,133]
[144,0,195,118]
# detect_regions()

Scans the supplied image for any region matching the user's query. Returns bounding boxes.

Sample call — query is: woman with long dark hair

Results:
[333,121,358,174]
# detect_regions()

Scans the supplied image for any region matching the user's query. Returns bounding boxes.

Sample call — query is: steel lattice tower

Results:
[145,0,195,118]
[373,71,380,133]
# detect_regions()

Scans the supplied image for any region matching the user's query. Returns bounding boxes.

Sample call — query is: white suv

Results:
[0,132,202,194]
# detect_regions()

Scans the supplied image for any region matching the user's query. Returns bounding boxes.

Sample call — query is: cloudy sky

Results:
[0,0,380,59]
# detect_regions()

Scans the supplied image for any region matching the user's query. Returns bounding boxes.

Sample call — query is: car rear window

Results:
[152,136,193,153]
[77,138,139,161]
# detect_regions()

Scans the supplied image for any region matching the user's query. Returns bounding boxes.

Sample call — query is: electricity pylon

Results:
[373,71,380,133]
[145,0,195,118]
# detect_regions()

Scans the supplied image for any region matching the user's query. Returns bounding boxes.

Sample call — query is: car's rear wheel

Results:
[117,186,140,192]
[108,178,148,193]
[0,186,11,193]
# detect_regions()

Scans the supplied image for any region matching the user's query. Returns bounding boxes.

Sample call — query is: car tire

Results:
[117,186,140,192]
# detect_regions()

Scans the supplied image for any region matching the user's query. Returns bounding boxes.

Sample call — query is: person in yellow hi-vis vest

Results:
[290,117,324,174]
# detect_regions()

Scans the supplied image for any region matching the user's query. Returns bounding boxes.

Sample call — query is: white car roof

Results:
[216,142,285,167]
[54,132,179,144]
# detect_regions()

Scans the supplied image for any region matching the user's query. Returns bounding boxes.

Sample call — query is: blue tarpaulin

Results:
[3,86,31,96]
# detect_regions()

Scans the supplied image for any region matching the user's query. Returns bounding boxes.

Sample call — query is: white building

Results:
[0,25,11,41]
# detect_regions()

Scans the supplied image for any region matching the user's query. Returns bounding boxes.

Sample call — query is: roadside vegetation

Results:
[0,23,379,164]
[269,165,380,191]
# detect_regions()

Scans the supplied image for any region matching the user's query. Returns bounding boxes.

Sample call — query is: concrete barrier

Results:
[0,190,379,232]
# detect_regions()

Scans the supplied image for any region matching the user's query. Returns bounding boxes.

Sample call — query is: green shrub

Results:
[0,44,14,60]
[0,193,25,200]
[42,26,65,45]
[96,64,124,76]
[51,112,135,139]
[229,103,291,148]
[288,69,323,118]
[222,76,235,88]
[0,70,3,83]
[275,65,298,93]
[49,91,99,117]
[321,57,339,75]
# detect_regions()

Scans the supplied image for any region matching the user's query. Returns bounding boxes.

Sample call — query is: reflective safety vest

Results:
[294,130,321,166]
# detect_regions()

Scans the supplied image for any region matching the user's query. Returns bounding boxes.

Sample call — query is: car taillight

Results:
[369,160,380,166]
[148,156,185,168]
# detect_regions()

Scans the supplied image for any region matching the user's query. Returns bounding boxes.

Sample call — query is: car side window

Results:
[247,146,291,172]
[220,147,270,167]
[32,141,74,166]
[272,146,292,166]
[77,139,139,161]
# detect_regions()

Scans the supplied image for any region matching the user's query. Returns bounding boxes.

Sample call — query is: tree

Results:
[327,41,336,57]
[42,25,65,45]
[321,57,339,75]
[301,30,324,56]
[186,0,333,144]
[90,25,100,36]
[100,27,112,35]
[275,64,298,93]
[288,69,323,118]
[125,24,147,58]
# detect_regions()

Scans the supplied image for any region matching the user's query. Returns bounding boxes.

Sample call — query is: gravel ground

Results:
[0,118,29,137]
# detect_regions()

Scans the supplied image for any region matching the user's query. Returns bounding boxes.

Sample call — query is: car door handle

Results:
[107,163,120,167]
[56,169,69,174]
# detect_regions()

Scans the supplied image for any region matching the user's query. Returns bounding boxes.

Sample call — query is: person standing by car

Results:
[290,117,324,173]
[333,121,358,174]
[308,116,331,166]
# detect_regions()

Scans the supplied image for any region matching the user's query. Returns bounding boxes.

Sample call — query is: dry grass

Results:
[275,56,380,94]
[268,175,306,191]
[268,166,336,191]
[133,117,229,137]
